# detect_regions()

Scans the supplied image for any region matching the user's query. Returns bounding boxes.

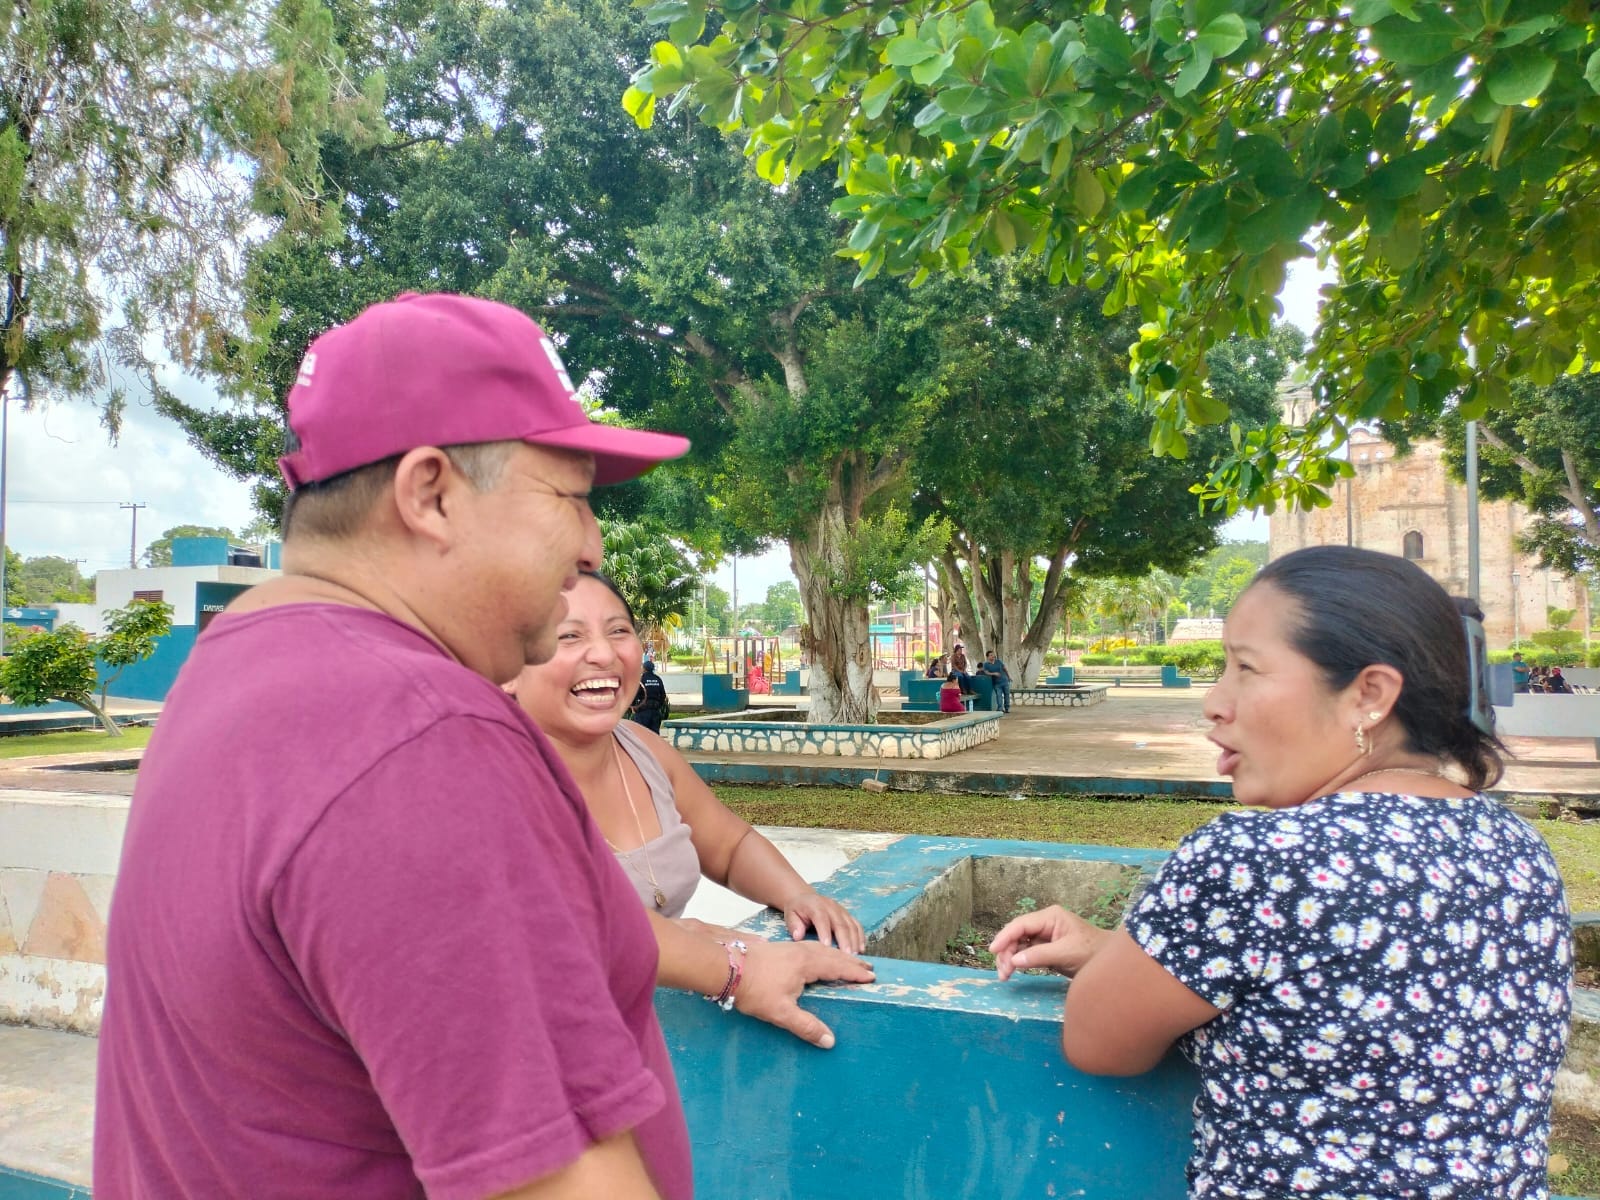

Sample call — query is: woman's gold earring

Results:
[1368,710,1382,722]
[1354,724,1369,756]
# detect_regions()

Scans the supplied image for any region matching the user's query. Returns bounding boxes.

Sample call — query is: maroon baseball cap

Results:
[278,292,690,489]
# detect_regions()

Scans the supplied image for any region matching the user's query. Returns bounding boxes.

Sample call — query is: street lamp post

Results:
[1511,572,1520,649]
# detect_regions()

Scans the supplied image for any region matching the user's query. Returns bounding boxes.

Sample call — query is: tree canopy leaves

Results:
[628,0,1600,512]
[2,0,375,423]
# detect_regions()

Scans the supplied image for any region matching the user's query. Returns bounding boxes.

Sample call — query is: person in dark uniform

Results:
[630,659,671,732]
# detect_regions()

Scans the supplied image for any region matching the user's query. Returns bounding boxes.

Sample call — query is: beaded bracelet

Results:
[704,939,748,1012]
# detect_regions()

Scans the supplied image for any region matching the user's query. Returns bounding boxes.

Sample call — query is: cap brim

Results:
[529,424,691,486]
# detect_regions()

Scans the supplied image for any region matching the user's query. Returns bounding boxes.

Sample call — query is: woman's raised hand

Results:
[989,905,1110,982]
[780,888,866,954]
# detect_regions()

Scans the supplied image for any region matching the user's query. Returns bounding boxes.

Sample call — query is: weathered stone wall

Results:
[1268,429,1585,646]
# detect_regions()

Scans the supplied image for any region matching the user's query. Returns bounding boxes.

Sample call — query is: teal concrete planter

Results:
[660,836,1199,1199]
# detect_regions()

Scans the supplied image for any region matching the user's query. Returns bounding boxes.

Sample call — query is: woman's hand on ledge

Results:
[735,939,875,1050]
[779,888,866,955]
[990,905,1111,982]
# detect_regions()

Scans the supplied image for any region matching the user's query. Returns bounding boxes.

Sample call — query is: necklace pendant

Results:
[653,887,667,910]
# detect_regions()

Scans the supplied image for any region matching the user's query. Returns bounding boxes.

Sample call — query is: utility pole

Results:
[1464,343,1481,602]
[120,503,147,568]
[0,374,9,616]
[1511,572,1520,649]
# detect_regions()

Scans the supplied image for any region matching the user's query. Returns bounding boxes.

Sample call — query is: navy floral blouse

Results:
[1130,791,1572,1199]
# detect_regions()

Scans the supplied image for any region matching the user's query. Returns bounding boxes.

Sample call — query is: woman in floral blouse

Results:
[993,546,1572,1198]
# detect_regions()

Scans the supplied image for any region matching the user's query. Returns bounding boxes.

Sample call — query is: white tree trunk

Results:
[792,498,877,724]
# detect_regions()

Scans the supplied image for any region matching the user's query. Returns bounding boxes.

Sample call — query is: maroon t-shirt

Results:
[95,605,691,1199]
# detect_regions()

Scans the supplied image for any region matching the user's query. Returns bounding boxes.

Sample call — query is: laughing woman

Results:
[992,547,1572,1197]
[508,572,872,1049]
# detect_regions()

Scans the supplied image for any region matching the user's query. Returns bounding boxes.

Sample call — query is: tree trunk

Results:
[70,696,123,737]
[943,536,1077,688]
[792,498,876,724]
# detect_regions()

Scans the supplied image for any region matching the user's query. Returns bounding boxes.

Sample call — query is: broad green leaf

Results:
[1185,390,1231,425]
[1488,106,1512,169]
[1196,14,1247,59]
[1150,0,1181,46]
[1348,0,1396,23]
[668,9,705,43]
[1497,16,1557,48]
[1071,166,1105,217]
[911,50,954,86]
[1586,48,1600,95]
[860,69,902,119]
[1183,186,1228,253]
[1113,164,1161,213]
[885,34,939,66]
[939,85,990,117]
[1174,45,1212,97]
[990,210,1018,253]
[1373,100,1411,152]
[1484,46,1556,107]
[622,86,656,127]
[642,0,691,25]
[1367,155,1424,200]
[1080,14,1134,71]
[1369,12,1470,66]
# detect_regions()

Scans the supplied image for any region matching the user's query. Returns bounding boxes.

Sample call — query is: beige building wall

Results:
[1268,427,1586,647]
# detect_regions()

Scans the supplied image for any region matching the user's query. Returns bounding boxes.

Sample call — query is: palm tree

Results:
[600,519,699,649]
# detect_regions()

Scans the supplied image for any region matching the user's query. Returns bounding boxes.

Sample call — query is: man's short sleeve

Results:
[1129,813,1312,1010]
[273,716,665,1200]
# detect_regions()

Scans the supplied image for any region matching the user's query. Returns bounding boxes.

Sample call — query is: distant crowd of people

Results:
[1511,652,1580,693]
[926,641,1013,712]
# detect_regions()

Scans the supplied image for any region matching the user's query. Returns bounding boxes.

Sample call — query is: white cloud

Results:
[4,382,257,572]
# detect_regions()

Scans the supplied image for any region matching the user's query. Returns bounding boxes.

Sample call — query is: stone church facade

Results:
[1268,423,1585,648]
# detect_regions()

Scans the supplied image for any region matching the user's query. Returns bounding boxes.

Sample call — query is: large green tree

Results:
[1431,378,1600,578]
[142,525,239,568]
[161,0,944,723]
[628,1,1600,512]
[2,546,22,607]
[2,0,372,421]
[16,555,90,604]
[913,261,1291,684]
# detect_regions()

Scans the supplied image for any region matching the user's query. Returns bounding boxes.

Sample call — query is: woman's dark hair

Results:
[579,570,636,629]
[946,671,960,682]
[1249,546,1506,790]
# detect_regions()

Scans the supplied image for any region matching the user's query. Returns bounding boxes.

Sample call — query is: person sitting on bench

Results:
[939,672,968,713]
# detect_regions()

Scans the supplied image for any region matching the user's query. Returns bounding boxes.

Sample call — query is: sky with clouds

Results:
[3,259,1327,586]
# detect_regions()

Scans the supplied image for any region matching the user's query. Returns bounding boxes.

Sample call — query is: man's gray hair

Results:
[281,440,518,542]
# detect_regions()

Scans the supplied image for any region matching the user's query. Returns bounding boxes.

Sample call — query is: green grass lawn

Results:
[0,725,154,759]
[711,784,1600,912]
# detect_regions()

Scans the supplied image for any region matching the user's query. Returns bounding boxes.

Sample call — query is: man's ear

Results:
[391,447,460,550]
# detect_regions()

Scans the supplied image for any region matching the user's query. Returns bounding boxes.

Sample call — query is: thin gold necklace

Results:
[1340,765,1456,793]
[606,738,666,910]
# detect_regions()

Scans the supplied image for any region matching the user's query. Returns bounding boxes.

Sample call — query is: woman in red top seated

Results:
[939,671,967,712]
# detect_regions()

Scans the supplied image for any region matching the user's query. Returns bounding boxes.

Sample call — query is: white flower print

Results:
[1127,797,1568,1199]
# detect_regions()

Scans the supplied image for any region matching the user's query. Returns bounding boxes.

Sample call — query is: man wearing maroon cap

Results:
[96,294,694,1199]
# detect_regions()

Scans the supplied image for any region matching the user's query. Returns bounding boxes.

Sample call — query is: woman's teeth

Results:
[572,679,620,707]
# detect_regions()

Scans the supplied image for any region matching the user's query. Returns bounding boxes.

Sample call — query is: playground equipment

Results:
[702,635,787,693]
